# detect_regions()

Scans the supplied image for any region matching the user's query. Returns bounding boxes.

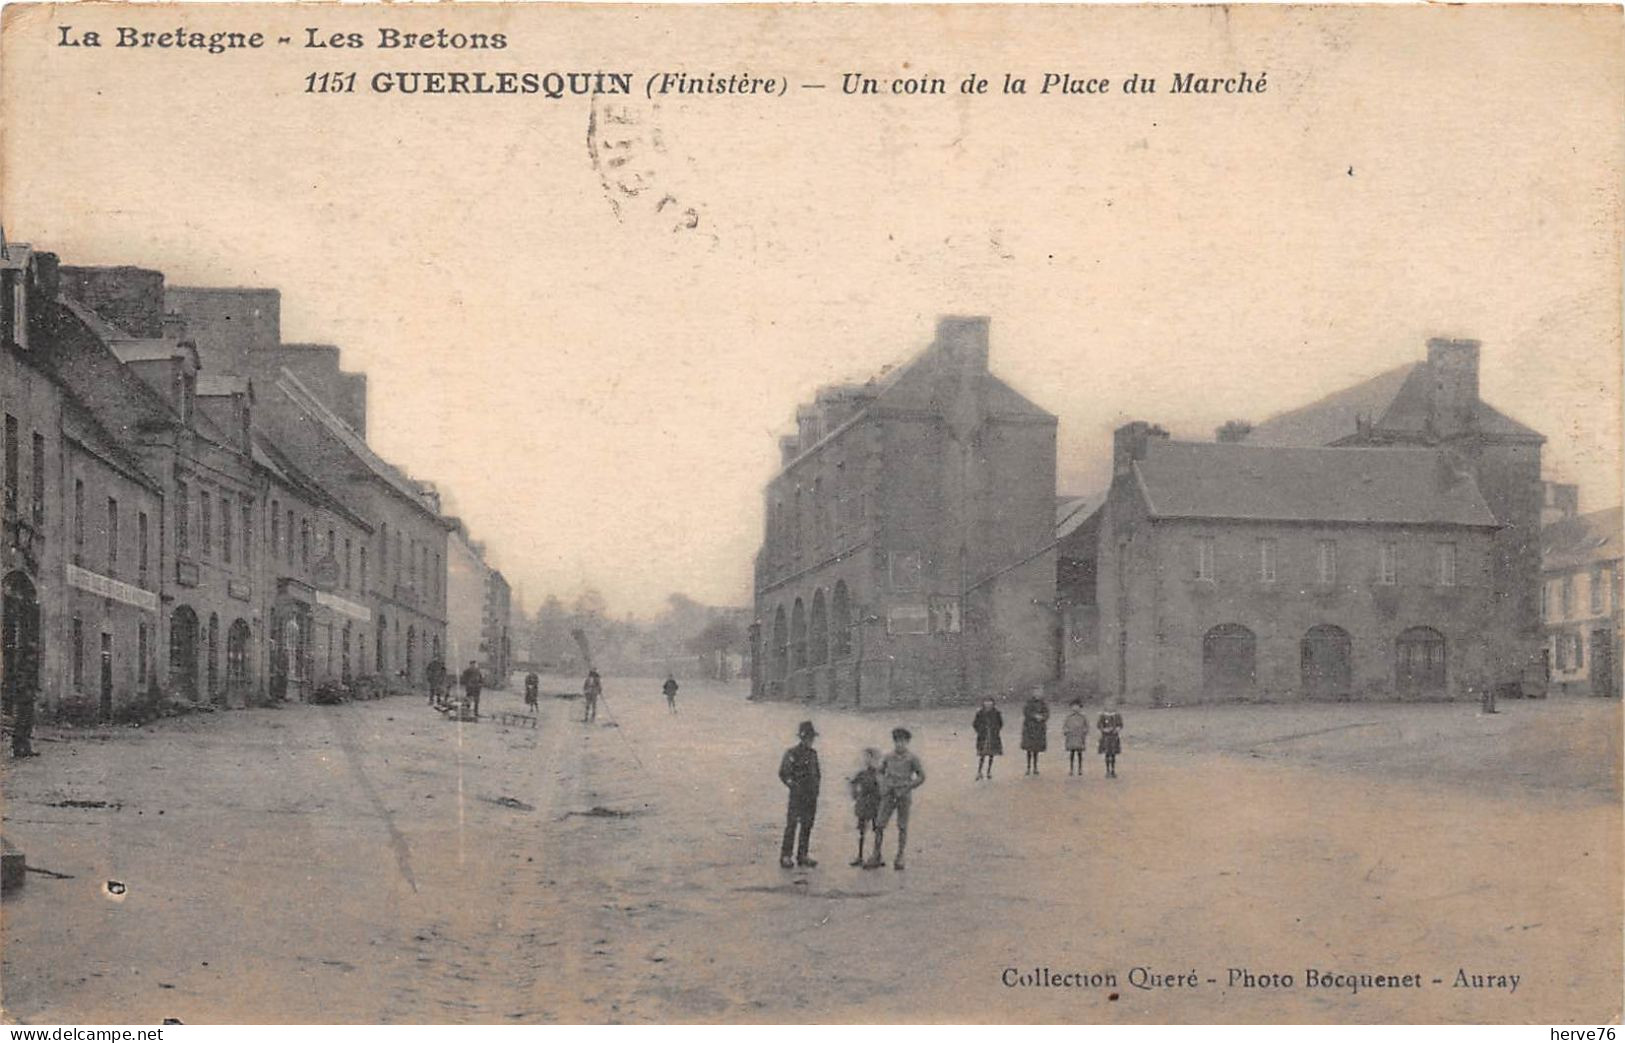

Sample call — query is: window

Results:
[360,546,368,593]
[271,501,280,557]
[1195,537,1215,581]
[72,616,84,689]
[31,432,44,524]
[285,509,294,563]
[1560,575,1573,619]
[138,622,149,691]
[1591,567,1607,615]
[200,490,212,555]
[1317,540,1337,585]
[73,478,85,562]
[221,495,232,565]
[301,519,310,568]
[1258,538,1276,583]
[1436,543,1457,587]
[107,497,118,571]
[138,511,149,585]
[1558,632,1585,671]
[344,538,353,589]
[1379,542,1398,585]
[1541,581,1550,621]
[2,413,16,513]
[242,501,253,570]
[328,526,336,561]
[176,479,190,552]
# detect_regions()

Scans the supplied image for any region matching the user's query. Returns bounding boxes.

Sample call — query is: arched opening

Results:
[405,625,417,682]
[790,598,807,672]
[1202,623,1256,696]
[772,606,788,681]
[1301,624,1353,698]
[207,613,221,703]
[227,619,251,696]
[341,623,353,683]
[169,606,199,701]
[375,613,387,675]
[1396,626,1447,694]
[809,590,828,667]
[2,572,41,717]
[831,581,852,659]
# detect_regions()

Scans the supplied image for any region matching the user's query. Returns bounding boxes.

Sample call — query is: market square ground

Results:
[2,678,1619,1024]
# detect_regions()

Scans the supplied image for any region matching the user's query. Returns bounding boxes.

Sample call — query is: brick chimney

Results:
[59,265,166,337]
[1426,337,1481,438]
[934,315,990,374]
[1113,421,1169,476]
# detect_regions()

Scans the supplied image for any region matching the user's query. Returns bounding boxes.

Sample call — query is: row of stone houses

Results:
[1540,485,1621,698]
[1,243,511,721]
[753,316,1579,707]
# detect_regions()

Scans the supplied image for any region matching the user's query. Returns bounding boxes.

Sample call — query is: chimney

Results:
[59,265,166,337]
[779,434,801,467]
[1113,421,1168,476]
[934,315,990,374]
[1426,337,1481,438]
[32,252,59,300]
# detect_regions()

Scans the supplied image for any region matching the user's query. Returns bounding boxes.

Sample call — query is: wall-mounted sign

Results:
[67,564,158,612]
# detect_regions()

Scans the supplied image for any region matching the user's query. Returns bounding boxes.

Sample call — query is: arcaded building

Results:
[750,316,1058,708]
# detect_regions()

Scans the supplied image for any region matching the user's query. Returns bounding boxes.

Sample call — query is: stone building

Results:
[1098,423,1503,704]
[750,316,1057,708]
[1243,338,1547,691]
[1541,504,1621,698]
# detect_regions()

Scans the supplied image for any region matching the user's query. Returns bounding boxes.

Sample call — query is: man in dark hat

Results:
[582,669,602,722]
[778,720,822,868]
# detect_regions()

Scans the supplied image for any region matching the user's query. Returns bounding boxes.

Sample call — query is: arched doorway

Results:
[169,606,199,701]
[1301,625,1353,698]
[207,613,221,704]
[772,606,788,681]
[227,619,251,698]
[809,590,828,667]
[1396,626,1447,694]
[1202,623,1256,697]
[2,572,41,716]
[831,582,852,659]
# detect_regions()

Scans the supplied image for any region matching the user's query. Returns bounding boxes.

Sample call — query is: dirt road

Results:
[2,679,1618,1023]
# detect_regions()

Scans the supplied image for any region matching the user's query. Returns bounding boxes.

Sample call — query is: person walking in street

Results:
[459,660,485,718]
[524,670,540,710]
[426,657,446,706]
[1021,688,1050,776]
[866,727,925,871]
[662,674,679,715]
[582,669,602,723]
[972,697,1003,781]
[1063,699,1090,776]
[847,747,882,866]
[779,720,821,869]
[1097,700,1124,778]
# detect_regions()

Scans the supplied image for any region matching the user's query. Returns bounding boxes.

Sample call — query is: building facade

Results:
[750,316,1057,708]
[1541,505,1621,698]
[1097,423,1502,704]
[1244,338,1547,692]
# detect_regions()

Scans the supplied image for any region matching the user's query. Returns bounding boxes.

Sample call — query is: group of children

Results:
[778,694,1124,871]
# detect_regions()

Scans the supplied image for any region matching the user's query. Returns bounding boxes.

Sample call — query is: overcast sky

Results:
[5,5,1619,618]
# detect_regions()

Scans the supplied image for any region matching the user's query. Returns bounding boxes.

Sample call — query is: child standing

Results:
[1020,688,1050,776]
[847,748,882,866]
[866,728,926,871]
[1097,701,1123,779]
[1062,700,1090,776]
[972,698,1004,781]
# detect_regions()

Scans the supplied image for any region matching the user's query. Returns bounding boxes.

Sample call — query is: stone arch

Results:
[831,581,852,659]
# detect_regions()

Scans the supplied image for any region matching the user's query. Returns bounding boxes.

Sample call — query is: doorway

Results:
[2,572,40,716]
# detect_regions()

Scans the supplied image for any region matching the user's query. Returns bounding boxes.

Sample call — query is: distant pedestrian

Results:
[663,674,679,714]
[847,747,882,866]
[459,660,485,717]
[1097,701,1123,778]
[426,657,447,706]
[582,669,602,722]
[524,671,540,710]
[1063,700,1090,776]
[972,697,1003,780]
[779,720,821,869]
[1021,688,1050,776]
[866,728,925,871]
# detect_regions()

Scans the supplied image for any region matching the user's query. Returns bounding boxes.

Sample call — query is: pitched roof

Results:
[1056,492,1106,540]
[1246,362,1542,446]
[1132,441,1499,527]
[1543,507,1622,572]
[251,433,372,532]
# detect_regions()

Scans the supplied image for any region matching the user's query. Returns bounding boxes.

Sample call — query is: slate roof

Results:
[1246,363,1542,446]
[251,434,372,532]
[1543,507,1623,572]
[1132,441,1499,527]
[1056,492,1106,541]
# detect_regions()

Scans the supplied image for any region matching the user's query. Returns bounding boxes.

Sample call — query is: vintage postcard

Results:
[0,1,1620,1026]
